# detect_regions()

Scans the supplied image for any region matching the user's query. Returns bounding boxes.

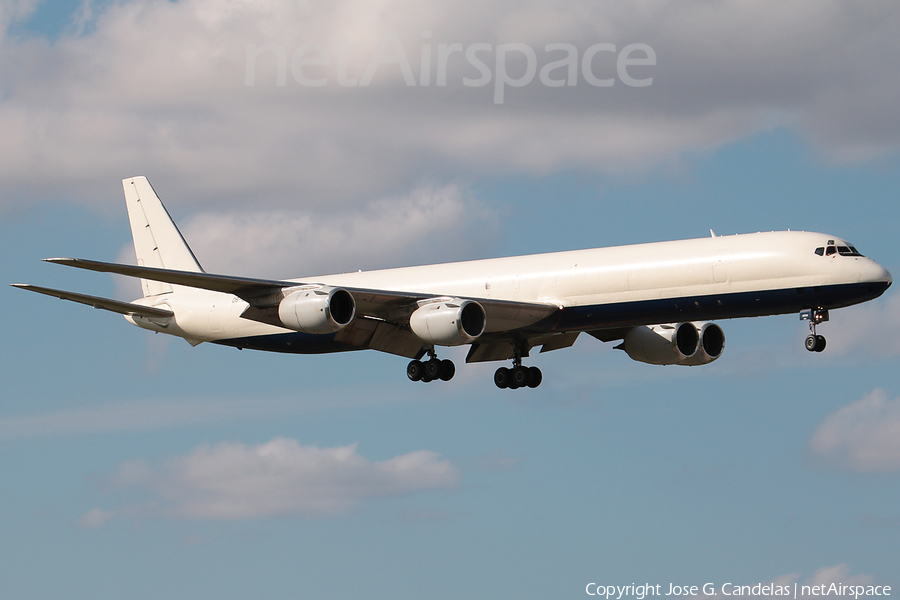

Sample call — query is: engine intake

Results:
[278,287,356,334]
[410,299,486,346]
[680,322,726,365]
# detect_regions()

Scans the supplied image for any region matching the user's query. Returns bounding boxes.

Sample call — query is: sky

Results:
[2,1,900,598]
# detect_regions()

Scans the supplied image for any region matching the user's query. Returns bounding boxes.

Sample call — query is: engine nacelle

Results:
[680,322,726,366]
[409,299,486,346]
[621,322,700,365]
[278,287,356,334]
[620,322,725,366]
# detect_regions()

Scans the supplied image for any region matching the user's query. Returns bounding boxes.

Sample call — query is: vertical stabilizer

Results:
[123,176,203,297]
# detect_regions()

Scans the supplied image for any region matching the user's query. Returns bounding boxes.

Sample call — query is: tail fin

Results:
[123,176,203,297]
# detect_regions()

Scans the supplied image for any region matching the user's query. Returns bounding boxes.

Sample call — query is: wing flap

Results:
[587,328,631,343]
[332,316,425,358]
[11,283,175,319]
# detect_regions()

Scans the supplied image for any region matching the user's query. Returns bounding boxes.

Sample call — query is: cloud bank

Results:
[81,438,460,525]
[678,564,880,600]
[179,184,497,277]
[818,294,900,358]
[809,389,900,472]
[2,0,899,213]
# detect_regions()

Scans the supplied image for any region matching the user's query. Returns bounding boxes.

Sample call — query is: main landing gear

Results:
[494,364,542,389]
[406,344,543,388]
[493,350,542,389]
[801,308,829,353]
[407,349,455,383]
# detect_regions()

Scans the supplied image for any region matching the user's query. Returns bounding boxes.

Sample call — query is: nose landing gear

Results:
[801,308,829,353]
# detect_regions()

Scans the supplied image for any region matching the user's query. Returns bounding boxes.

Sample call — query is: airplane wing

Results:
[10,283,175,319]
[44,257,561,336]
[43,258,287,297]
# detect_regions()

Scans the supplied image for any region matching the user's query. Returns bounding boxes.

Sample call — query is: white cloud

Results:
[819,293,900,358]
[690,564,877,599]
[1,0,898,211]
[82,438,460,523]
[76,507,115,530]
[809,389,900,472]
[802,564,873,587]
[178,184,497,277]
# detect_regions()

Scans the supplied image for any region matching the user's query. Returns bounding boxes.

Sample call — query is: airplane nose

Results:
[866,260,892,291]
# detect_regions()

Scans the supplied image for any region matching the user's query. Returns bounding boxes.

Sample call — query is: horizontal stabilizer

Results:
[43,258,288,298]
[11,283,175,318]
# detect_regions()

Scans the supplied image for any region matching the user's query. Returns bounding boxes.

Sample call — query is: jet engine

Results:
[619,322,725,366]
[409,299,486,346]
[680,322,725,366]
[278,287,356,334]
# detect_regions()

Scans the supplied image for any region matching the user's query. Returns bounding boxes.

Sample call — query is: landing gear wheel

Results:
[805,334,827,352]
[511,366,529,389]
[815,335,826,352]
[407,360,424,381]
[423,358,442,382]
[527,366,542,388]
[805,335,818,352]
[494,367,510,389]
[439,359,455,381]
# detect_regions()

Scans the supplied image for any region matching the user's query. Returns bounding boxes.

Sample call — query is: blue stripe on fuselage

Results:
[548,280,890,332]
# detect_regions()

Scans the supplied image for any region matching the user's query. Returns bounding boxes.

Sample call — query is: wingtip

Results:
[10,283,28,288]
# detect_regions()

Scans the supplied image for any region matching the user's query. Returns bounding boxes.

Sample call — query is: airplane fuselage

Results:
[135,230,891,352]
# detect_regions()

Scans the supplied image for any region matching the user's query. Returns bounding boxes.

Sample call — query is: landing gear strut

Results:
[801,308,829,353]
[407,348,455,383]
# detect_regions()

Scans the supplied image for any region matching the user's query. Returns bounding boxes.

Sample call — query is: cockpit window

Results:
[815,244,864,257]
[838,246,863,257]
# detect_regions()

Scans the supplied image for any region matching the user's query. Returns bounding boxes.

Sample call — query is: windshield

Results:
[814,244,864,257]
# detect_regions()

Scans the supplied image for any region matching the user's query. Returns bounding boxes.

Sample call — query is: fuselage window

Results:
[815,247,824,256]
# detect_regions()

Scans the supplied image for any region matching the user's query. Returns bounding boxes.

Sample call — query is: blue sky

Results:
[2,1,900,599]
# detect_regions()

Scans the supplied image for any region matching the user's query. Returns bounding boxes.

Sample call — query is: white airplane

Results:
[13,176,893,389]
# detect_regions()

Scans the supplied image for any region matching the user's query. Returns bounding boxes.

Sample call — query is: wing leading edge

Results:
[42,257,561,335]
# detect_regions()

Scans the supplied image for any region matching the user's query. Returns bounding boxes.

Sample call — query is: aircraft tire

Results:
[527,366,542,388]
[805,335,818,352]
[494,367,510,389]
[424,359,441,381]
[407,360,424,381]
[511,366,529,388]
[439,359,455,381]
[815,335,826,352]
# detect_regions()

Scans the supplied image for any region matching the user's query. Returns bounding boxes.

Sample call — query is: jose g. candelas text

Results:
[585,582,892,599]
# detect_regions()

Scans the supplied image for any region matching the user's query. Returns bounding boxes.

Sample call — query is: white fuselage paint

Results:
[130,231,892,345]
